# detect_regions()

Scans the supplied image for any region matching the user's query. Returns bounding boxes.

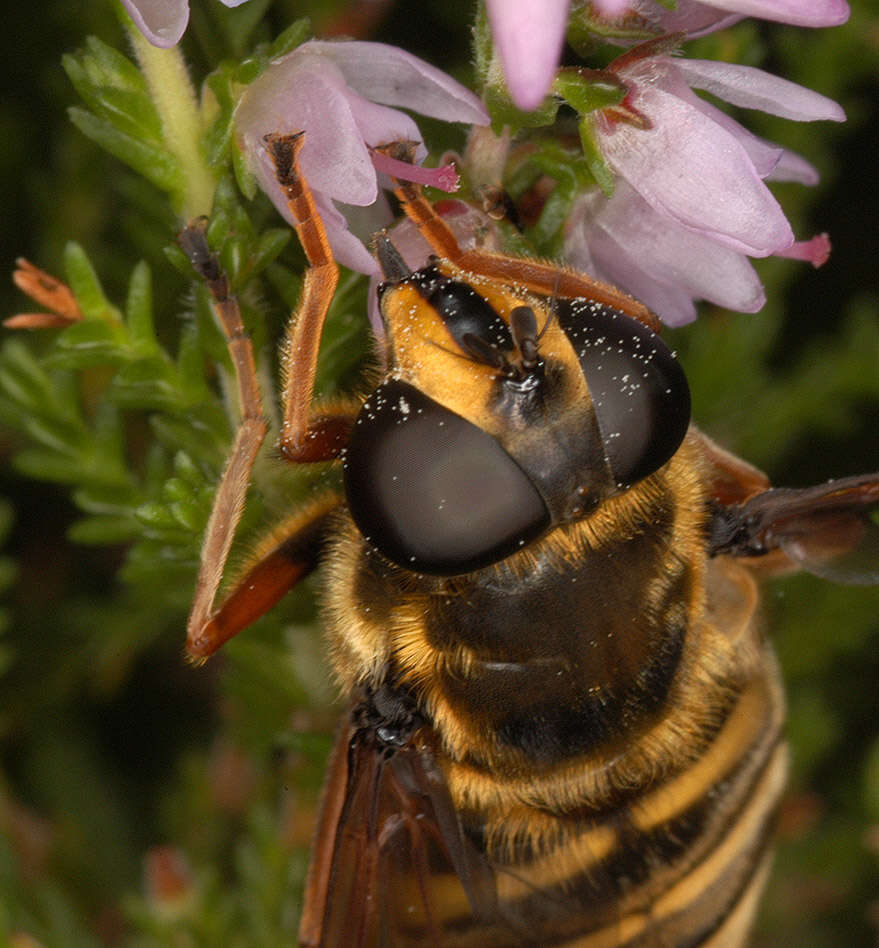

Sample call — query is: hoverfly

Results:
[180,132,879,947]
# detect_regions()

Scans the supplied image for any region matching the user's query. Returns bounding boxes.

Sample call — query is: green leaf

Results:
[204,101,236,171]
[172,451,206,486]
[67,515,140,545]
[232,138,258,201]
[0,341,65,414]
[110,358,187,411]
[505,139,603,248]
[578,118,615,197]
[63,39,162,144]
[73,483,139,516]
[264,17,312,63]
[81,35,149,95]
[63,243,121,324]
[150,414,229,468]
[67,107,181,194]
[168,498,206,532]
[163,240,195,277]
[20,415,90,458]
[134,499,188,532]
[13,449,89,485]
[124,261,158,353]
[175,324,214,405]
[532,179,577,255]
[53,320,128,364]
[251,229,292,278]
[483,82,560,135]
[553,69,626,116]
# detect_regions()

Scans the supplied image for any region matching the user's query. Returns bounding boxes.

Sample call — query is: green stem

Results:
[128,29,215,219]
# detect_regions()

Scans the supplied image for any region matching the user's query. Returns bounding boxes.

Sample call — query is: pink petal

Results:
[598,82,793,255]
[121,0,189,48]
[647,3,743,35]
[767,149,820,185]
[236,55,378,207]
[485,0,570,110]
[675,60,846,122]
[312,191,381,275]
[587,183,766,317]
[679,0,849,28]
[338,83,426,158]
[569,215,699,325]
[591,0,631,15]
[302,40,489,125]
[218,0,251,5]
[245,147,380,275]
[664,71,785,178]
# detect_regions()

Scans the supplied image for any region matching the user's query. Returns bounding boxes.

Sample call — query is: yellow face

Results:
[342,252,692,581]
[377,260,590,443]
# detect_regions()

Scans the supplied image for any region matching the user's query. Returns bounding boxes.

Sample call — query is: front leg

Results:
[264,132,348,463]
[180,135,357,658]
[179,221,271,658]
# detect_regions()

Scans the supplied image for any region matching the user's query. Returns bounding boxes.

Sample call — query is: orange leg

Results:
[180,136,356,658]
[179,221,271,658]
[263,133,349,462]
[187,495,341,659]
[376,143,660,332]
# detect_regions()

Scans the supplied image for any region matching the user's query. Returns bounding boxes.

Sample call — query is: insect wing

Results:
[299,709,498,948]
[771,476,879,584]
[712,473,879,584]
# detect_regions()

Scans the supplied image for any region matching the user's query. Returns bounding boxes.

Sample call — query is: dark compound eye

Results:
[557,301,691,488]
[344,380,550,574]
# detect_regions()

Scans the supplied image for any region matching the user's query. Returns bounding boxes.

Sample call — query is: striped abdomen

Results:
[323,437,786,946]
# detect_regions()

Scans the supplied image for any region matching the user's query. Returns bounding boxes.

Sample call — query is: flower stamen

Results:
[369,149,460,193]
[776,233,832,268]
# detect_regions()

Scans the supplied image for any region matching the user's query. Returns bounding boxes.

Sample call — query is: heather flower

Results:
[484,0,647,112]
[121,0,250,48]
[564,53,844,325]
[235,40,489,274]
[643,0,849,35]
[486,0,849,111]
[485,0,570,110]
[566,181,829,326]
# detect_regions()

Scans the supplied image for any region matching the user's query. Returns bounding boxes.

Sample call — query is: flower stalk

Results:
[128,26,215,218]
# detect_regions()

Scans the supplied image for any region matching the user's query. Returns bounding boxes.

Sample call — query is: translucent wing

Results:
[709,473,879,585]
[298,691,500,948]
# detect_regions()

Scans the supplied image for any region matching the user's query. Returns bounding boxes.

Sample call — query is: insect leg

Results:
[179,221,271,659]
[378,142,660,330]
[263,132,349,463]
[187,494,341,659]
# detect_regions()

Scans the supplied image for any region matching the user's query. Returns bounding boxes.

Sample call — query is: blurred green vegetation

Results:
[0,1,877,945]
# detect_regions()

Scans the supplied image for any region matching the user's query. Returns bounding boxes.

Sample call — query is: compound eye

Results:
[344,380,550,574]
[559,302,691,488]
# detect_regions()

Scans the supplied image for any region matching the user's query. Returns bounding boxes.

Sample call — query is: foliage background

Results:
[0,1,877,945]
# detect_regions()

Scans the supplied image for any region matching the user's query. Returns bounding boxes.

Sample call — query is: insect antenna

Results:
[509,305,540,370]
[373,231,411,282]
